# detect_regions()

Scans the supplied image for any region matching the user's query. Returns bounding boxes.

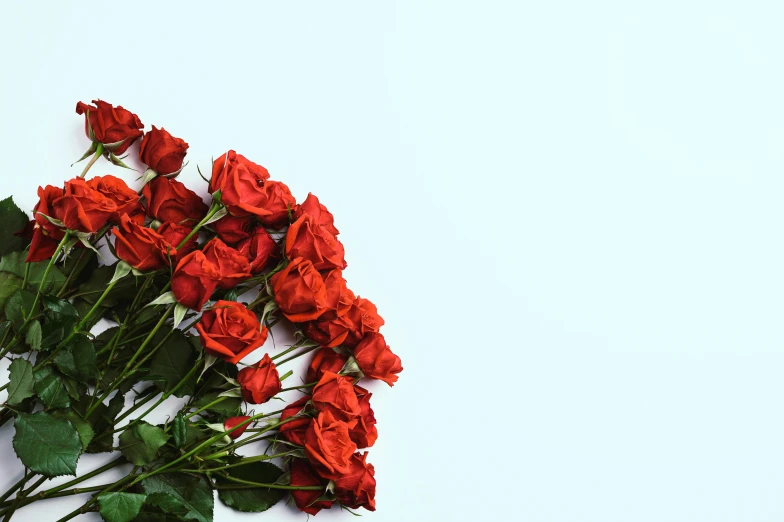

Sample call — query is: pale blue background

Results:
[0,1,782,521]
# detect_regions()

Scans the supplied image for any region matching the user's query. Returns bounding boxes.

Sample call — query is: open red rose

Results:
[87,175,143,224]
[171,250,222,311]
[75,100,143,154]
[290,459,333,515]
[224,416,251,440]
[236,227,278,274]
[157,222,197,261]
[320,270,354,320]
[285,214,347,271]
[53,178,117,233]
[270,257,328,322]
[349,386,378,449]
[294,193,339,236]
[202,238,252,289]
[113,214,176,271]
[334,452,376,511]
[353,332,402,386]
[304,410,357,480]
[306,348,348,384]
[139,126,189,177]
[142,176,207,225]
[27,185,66,262]
[237,353,281,404]
[279,396,312,446]
[253,180,296,228]
[211,214,255,245]
[210,150,273,218]
[303,295,383,349]
[312,372,361,422]
[195,300,267,364]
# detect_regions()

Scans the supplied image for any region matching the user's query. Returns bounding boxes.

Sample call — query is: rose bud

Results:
[353,332,403,386]
[195,300,268,364]
[211,214,255,245]
[76,100,144,154]
[139,126,189,177]
[294,193,339,236]
[312,372,361,422]
[142,176,208,225]
[157,221,198,260]
[349,386,378,449]
[334,452,376,512]
[171,250,222,311]
[224,416,251,439]
[285,214,347,271]
[279,396,312,446]
[304,410,357,480]
[303,295,383,349]
[202,238,252,289]
[236,353,281,404]
[306,348,348,384]
[53,178,117,233]
[113,215,176,271]
[87,175,144,224]
[236,227,278,274]
[290,459,333,515]
[270,257,328,322]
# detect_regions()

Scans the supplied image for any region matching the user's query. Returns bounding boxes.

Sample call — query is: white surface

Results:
[1,1,784,521]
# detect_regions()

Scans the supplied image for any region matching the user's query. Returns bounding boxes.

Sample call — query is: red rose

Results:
[294,193,339,236]
[353,332,402,386]
[171,250,222,311]
[253,180,296,228]
[334,452,376,511]
[113,214,176,271]
[26,227,59,263]
[195,300,267,364]
[157,222,197,260]
[27,185,65,262]
[211,214,255,245]
[87,175,143,224]
[311,372,361,422]
[306,348,348,384]
[236,227,278,274]
[236,353,281,404]
[290,459,333,515]
[303,296,383,349]
[304,410,357,480]
[320,270,354,320]
[210,150,270,217]
[285,214,347,271]
[270,258,328,322]
[349,386,378,449]
[142,176,207,225]
[224,416,251,440]
[279,396,311,446]
[75,100,143,154]
[202,238,252,289]
[53,178,117,233]
[139,126,189,177]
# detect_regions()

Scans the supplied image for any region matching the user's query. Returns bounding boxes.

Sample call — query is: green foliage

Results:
[54,334,98,383]
[5,288,36,329]
[0,250,66,293]
[119,421,170,466]
[0,196,30,256]
[13,411,82,477]
[6,358,35,406]
[191,391,241,418]
[173,413,187,449]
[72,395,121,454]
[216,460,285,513]
[52,411,95,451]
[98,492,147,522]
[34,366,71,409]
[24,319,42,350]
[40,295,79,350]
[142,473,214,522]
[74,263,139,307]
[0,272,23,314]
[148,329,198,398]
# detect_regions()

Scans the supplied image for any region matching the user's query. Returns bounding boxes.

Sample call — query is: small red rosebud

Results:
[224,416,252,439]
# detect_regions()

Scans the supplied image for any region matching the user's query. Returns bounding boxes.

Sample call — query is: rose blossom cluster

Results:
[22,99,403,516]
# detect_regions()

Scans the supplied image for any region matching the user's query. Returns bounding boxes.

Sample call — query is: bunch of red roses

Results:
[0,99,402,521]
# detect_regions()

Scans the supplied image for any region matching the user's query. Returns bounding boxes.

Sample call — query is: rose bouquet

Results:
[0,99,403,521]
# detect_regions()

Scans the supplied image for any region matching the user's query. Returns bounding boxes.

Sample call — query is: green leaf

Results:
[0,197,30,256]
[191,392,241,417]
[72,396,118,454]
[74,264,138,307]
[34,366,71,409]
[13,411,81,477]
[7,358,35,406]
[5,288,36,329]
[0,251,66,293]
[216,460,285,512]
[98,492,147,522]
[0,272,23,314]
[173,414,187,449]
[25,319,42,350]
[54,335,98,383]
[148,330,197,398]
[62,248,98,288]
[142,474,214,522]
[119,421,170,466]
[52,411,95,451]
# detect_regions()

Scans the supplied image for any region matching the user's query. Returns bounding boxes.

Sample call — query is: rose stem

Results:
[78,143,104,178]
